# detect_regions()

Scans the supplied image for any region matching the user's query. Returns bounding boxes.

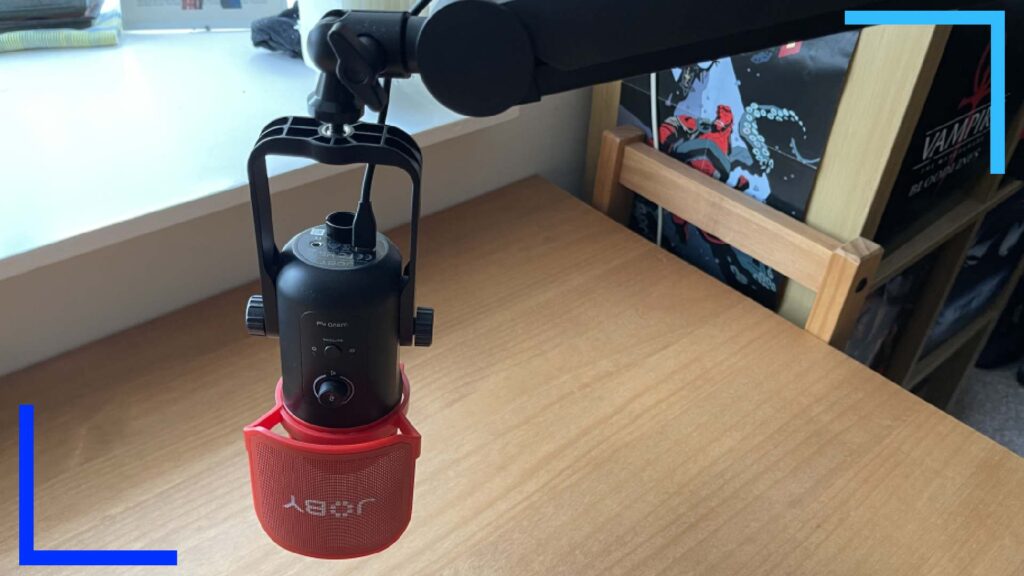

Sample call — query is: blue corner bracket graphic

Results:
[845,10,1006,175]
[19,404,178,566]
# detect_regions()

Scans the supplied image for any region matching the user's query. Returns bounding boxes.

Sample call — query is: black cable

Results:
[357,76,393,207]
[352,77,389,250]
[410,0,432,16]
[378,77,394,124]
[353,0,430,249]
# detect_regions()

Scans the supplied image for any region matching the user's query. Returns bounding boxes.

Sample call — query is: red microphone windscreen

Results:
[244,369,420,559]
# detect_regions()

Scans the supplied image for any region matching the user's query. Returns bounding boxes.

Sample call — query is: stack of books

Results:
[1,0,103,32]
[0,0,121,52]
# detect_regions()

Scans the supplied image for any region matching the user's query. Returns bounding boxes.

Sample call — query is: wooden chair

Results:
[592,125,883,349]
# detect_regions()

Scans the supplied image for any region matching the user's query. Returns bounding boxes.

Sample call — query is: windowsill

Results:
[0,30,517,280]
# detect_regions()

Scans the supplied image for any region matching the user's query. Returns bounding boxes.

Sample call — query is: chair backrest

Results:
[592,125,883,349]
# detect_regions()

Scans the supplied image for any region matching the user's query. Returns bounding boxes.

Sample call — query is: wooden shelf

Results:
[912,328,991,408]
[583,27,1023,410]
[906,246,1024,396]
[872,179,1023,289]
[778,25,951,326]
[906,306,998,389]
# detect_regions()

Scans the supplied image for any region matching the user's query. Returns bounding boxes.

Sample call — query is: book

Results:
[618,31,858,309]
[0,0,90,21]
[874,26,994,248]
[0,0,119,52]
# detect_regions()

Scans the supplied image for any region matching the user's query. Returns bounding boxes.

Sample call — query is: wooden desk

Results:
[2,177,1022,575]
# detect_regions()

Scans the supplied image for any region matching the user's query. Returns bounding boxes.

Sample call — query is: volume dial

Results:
[245,295,267,336]
[314,375,354,408]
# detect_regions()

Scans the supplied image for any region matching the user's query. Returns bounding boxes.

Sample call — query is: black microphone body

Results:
[276,219,403,428]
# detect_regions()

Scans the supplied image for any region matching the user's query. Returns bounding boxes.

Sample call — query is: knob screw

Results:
[245,295,266,336]
[414,307,434,347]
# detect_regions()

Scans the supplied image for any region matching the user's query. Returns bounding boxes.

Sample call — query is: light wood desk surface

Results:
[2,177,1023,575]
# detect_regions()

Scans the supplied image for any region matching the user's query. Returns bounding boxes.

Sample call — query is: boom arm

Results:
[305,0,998,127]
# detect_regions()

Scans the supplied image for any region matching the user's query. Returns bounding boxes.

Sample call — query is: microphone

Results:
[242,117,432,558]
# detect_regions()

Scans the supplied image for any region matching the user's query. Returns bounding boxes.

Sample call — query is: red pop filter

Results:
[244,367,421,559]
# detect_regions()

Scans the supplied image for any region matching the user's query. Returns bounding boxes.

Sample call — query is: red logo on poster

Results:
[778,42,803,57]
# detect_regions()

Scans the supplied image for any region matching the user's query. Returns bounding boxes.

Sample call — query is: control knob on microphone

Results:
[245,295,266,337]
[414,307,434,347]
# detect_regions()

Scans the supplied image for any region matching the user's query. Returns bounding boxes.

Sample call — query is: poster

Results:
[874,26,994,247]
[122,0,285,30]
[619,31,859,309]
